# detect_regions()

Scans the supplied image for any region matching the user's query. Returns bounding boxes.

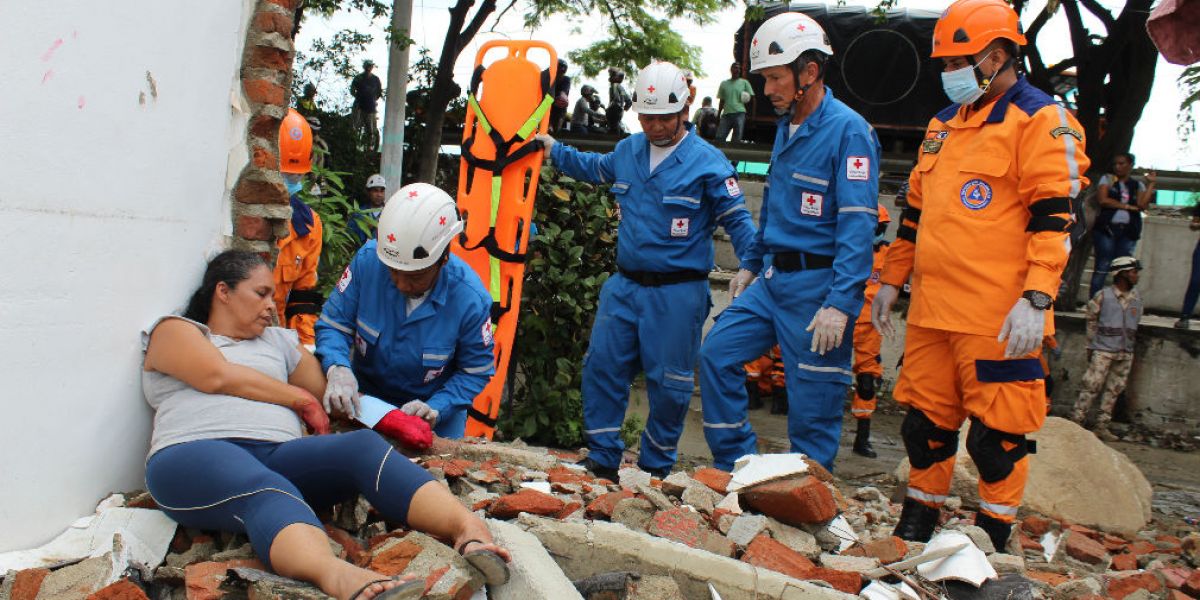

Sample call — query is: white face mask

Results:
[940,51,999,105]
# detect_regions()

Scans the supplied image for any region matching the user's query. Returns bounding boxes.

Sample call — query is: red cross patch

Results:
[846,156,870,181]
[801,192,823,217]
[647,85,656,93]
[670,218,690,238]
[387,233,396,243]
[439,216,447,226]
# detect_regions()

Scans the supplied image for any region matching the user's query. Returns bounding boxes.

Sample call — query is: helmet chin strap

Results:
[968,50,1011,103]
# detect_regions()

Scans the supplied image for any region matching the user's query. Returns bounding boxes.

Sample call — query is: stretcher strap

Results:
[468,405,498,428]
[896,224,918,243]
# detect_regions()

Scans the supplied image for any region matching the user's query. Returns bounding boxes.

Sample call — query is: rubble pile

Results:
[2,437,1199,600]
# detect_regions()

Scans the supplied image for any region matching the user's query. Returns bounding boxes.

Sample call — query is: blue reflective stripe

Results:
[975,358,1044,383]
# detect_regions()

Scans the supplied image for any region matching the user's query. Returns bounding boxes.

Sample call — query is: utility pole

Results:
[380,0,413,190]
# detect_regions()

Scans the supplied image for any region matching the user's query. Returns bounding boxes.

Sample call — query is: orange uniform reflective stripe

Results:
[273,213,323,345]
[880,79,1090,338]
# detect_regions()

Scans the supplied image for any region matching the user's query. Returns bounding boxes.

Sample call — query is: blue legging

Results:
[1183,239,1200,318]
[145,430,433,568]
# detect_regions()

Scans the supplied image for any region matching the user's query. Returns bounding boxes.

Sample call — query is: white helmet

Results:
[376,183,463,271]
[749,12,833,73]
[632,62,691,115]
[366,174,386,189]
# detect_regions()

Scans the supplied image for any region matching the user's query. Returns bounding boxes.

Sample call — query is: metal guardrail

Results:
[439,128,1200,191]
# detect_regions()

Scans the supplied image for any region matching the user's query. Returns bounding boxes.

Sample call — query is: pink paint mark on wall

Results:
[77,96,86,110]
[42,39,64,62]
[42,70,54,84]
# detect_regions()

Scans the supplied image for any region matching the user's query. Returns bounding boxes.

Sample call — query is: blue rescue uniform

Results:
[315,244,496,438]
[550,125,757,473]
[700,88,880,471]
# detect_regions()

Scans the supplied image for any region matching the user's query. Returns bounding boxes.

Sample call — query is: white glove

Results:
[805,306,849,355]
[323,365,360,418]
[871,284,900,337]
[401,399,439,427]
[729,269,756,299]
[998,297,1045,358]
[534,133,556,152]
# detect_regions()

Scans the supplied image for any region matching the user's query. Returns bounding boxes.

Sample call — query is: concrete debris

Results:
[611,498,656,532]
[0,502,176,572]
[917,530,997,587]
[861,579,921,600]
[680,484,723,514]
[487,518,582,600]
[725,515,769,547]
[618,468,653,491]
[727,453,810,493]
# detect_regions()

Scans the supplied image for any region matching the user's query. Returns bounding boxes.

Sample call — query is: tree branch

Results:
[488,0,520,33]
[1047,57,1078,76]
[598,0,631,46]
[462,0,498,45]
[1023,7,1053,75]
[1077,0,1116,32]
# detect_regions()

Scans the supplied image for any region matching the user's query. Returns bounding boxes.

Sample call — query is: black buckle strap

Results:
[771,251,834,272]
[285,289,324,320]
[467,406,497,428]
[617,268,708,287]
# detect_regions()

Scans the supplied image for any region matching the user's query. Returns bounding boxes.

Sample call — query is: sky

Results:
[298,0,1199,171]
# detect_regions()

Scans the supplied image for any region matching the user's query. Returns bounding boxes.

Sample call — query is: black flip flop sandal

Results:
[456,538,510,586]
[349,577,424,600]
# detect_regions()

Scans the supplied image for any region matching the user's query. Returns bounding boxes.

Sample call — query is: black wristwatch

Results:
[1022,290,1053,310]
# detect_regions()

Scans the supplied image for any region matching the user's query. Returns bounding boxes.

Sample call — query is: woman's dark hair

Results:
[182,250,269,323]
[1114,152,1135,165]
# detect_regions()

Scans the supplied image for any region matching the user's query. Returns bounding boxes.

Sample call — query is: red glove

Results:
[374,410,433,452]
[293,389,330,435]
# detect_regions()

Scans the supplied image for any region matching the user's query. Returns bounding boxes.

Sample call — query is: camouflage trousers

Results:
[1073,351,1133,426]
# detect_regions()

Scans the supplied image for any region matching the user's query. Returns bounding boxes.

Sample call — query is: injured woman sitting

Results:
[140,250,510,600]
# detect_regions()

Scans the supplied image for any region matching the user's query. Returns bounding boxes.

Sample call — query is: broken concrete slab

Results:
[619,469,652,491]
[516,514,856,600]
[894,418,1153,535]
[819,553,880,574]
[726,514,769,548]
[680,485,723,515]
[765,518,821,558]
[629,575,685,600]
[635,485,675,512]
[486,518,582,600]
[659,473,696,497]
[430,438,559,472]
[611,498,656,532]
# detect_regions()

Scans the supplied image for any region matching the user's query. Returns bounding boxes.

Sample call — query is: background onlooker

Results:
[715,62,754,143]
[606,67,631,135]
[570,84,607,134]
[1089,152,1156,298]
[693,97,719,140]
[350,59,383,151]
[1175,201,1200,329]
[547,59,572,133]
[1074,256,1143,441]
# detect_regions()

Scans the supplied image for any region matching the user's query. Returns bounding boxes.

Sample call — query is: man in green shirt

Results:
[716,62,755,143]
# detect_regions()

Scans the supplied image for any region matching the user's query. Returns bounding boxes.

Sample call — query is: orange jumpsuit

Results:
[880,78,1089,523]
[744,345,785,396]
[274,212,324,345]
[851,241,890,419]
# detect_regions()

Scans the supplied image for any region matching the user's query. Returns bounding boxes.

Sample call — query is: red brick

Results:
[1111,553,1138,571]
[647,508,735,557]
[9,568,50,600]
[86,579,150,600]
[234,176,287,205]
[243,78,286,106]
[250,145,278,170]
[1183,570,1200,597]
[184,559,264,600]
[471,498,494,512]
[247,46,292,71]
[1065,530,1110,565]
[367,539,423,576]
[861,536,908,564]
[1104,535,1130,553]
[1027,570,1071,587]
[548,449,583,462]
[253,11,293,37]
[1018,533,1044,553]
[325,525,367,567]
[1128,540,1158,558]
[740,476,837,526]
[692,468,732,495]
[443,459,473,478]
[547,466,590,486]
[1159,567,1192,590]
[810,567,863,595]
[487,489,565,519]
[802,458,835,483]
[586,489,635,519]
[742,535,816,579]
[236,215,272,241]
[170,528,193,554]
[366,529,407,551]
[249,113,282,139]
[263,0,299,11]
[555,501,582,520]
[1107,572,1163,600]
[1022,515,1052,536]
[1167,590,1193,600]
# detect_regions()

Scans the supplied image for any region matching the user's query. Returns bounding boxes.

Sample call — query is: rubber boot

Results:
[975,512,1014,553]
[770,387,789,415]
[746,381,763,410]
[893,498,940,542]
[852,418,877,458]
[579,457,618,481]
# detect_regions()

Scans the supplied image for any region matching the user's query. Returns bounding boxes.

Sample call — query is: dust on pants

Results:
[1073,350,1133,425]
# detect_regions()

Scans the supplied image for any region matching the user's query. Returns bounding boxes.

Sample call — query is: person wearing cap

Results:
[606,68,632,135]
[546,58,572,133]
[698,12,880,474]
[1073,256,1143,441]
[871,0,1090,550]
[715,63,754,143]
[350,174,388,244]
[570,85,607,134]
[274,108,324,347]
[534,61,758,480]
[314,183,496,439]
[351,59,383,151]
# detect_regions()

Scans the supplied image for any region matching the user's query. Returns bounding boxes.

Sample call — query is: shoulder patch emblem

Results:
[1050,126,1083,141]
[801,192,824,217]
[960,179,993,210]
[847,156,870,181]
[336,266,353,293]
[725,176,742,197]
[482,320,494,346]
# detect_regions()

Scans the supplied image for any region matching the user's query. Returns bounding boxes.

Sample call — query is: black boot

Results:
[579,457,619,481]
[746,381,764,410]
[893,498,940,542]
[853,418,877,458]
[975,512,1014,553]
[770,387,789,415]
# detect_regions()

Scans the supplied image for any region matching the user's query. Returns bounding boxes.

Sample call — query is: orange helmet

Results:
[279,108,313,174]
[878,203,891,223]
[932,0,1027,58]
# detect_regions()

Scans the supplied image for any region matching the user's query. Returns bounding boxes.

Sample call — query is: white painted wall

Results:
[0,1,256,552]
